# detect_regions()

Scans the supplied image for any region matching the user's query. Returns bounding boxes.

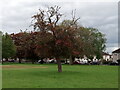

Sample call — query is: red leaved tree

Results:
[31,6,83,72]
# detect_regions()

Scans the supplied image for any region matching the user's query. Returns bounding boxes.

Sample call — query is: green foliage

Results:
[88,28,106,58]
[2,33,16,59]
[60,22,106,58]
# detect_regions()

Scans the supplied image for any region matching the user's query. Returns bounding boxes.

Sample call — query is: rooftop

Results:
[112,48,120,53]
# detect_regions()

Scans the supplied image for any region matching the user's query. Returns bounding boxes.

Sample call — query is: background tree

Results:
[2,33,16,60]
[60,21,106,63]
[87,28,106,59]
[60,19,81,64]
[11,32,39,64]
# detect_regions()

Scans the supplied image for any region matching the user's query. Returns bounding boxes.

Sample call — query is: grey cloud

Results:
[1,1,118,53]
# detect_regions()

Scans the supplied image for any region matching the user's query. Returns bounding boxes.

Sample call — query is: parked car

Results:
[61,60,65,64]
[102,60,110,65]
[73,60,81,64]
[117,59,120,65]
[38,60,46,64]
[109,61,119,65]
[8,59,15,62]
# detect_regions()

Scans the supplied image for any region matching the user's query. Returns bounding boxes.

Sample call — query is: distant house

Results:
[112,48,120,61]
[102,52,112,61]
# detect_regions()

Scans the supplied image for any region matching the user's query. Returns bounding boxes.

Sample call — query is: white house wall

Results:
[112,53,120,61]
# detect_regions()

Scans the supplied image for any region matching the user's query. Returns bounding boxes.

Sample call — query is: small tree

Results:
[2,33,16,60]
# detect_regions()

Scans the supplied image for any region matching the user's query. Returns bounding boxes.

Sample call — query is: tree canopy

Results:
[2,33,16,59]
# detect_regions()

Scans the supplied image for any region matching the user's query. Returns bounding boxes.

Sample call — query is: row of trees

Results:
[2,6,106,72]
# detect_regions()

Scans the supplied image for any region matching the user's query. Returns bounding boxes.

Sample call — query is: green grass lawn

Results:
[2,64,118,88]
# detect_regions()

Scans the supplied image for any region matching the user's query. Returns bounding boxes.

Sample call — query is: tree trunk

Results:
[40,58,44,64]
[65,58,68,64]
[1,59,3,64]
[32,60,35,64]
[69,55,73,65]
[56,57,62,72]
[19,59,21,63]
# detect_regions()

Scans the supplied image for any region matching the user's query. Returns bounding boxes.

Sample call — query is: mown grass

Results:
[2,64,118,88]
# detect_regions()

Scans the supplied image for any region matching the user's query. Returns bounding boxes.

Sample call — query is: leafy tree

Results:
[60,19,81,64]
[31,6,106,71]
[73,27,106,59]
[11,32,39,63]
[31,6,84,72]
[60,21,106,63]
[87,28,106,59]
[2,33,16,59]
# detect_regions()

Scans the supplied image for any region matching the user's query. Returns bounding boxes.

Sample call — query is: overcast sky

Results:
[0,0,119,54]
